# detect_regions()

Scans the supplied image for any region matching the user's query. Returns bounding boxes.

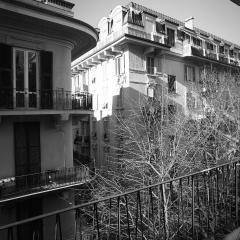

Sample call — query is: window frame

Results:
[167,28,175,47]
[168,75,176,93]
[146,56,154,75]
[13,47,39,109]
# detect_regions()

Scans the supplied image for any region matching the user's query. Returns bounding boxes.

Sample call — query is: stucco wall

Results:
[0,115,73,179]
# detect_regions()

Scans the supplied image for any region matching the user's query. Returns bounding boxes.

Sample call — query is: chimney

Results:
[184,17,194,30]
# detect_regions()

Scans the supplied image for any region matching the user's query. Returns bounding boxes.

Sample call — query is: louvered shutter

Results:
[0,43,13,108]
[40,51,53,108]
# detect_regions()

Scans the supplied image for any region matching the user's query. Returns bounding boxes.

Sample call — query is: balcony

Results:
[1,160,240,239]
[41,0,75,10]
[0,89,92,114]
[0,165,91,203]
[74,24,169,65]
[183,43,240,67]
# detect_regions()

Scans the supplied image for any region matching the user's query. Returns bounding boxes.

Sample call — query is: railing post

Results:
[235,163,240,226]
[192,175,195,238]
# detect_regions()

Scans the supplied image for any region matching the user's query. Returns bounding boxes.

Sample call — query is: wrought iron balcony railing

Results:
[1,160,240,239]
[0,165,91,203]
[40,0,74,10]
[0,89,92,111]
[184,43,240,67]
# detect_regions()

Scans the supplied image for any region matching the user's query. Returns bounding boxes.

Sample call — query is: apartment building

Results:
[71,2,240,167]
[0,0,97,239]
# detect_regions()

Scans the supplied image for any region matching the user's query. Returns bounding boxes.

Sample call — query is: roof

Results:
[126,2,240,50]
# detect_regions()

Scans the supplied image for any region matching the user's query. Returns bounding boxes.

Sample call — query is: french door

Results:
[14,122,41,186]
[13,48,39,108]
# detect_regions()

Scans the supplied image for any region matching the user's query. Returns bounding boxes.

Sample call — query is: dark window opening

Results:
[167,28,175,47]
[206,42,214,50]
[219,45,225,54]
[147,57,154,74]
[156,22,165,34]
[168,75,176,93]
[192,37,202,47]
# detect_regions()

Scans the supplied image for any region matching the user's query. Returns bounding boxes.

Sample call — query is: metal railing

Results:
[0,165,91,202]
[0,89,92,111]
[184,44,240,67]
[1,160,240,239]
[42,0,74,10]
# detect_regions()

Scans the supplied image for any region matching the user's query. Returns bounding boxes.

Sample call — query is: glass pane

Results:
[16,50,24,91]
[28,52,36,92]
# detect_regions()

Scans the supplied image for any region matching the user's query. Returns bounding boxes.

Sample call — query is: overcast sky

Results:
[71,0,240,45]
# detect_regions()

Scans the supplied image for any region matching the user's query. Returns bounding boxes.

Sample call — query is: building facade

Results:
[0,0,97,239]
[72,2,240,167]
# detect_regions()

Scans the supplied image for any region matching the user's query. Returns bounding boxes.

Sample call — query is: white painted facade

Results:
[72,2,240,168]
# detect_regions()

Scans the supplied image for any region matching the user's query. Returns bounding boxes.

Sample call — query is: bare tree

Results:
[79,66,240,239]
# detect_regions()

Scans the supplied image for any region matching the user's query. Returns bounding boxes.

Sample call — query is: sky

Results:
[70,0,240,46]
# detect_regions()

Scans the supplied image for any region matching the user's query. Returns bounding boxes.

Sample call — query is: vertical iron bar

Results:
[94,203,100,239]
[235,163,239,225]
[192,175,195,239]
[117,196,121,240]
[55,214,63,240]
[108,198,112,240]
[149,187,156,240]
[7,227,13,240]
[135,191,139,240]
[124,195,131,240]
[177,179,181,233]
[137,191,143,239]
[160,184,167,240]
[74,209,81,240]
[157,185,161,238]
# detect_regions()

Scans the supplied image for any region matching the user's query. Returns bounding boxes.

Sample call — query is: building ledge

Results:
[0,166,93,204]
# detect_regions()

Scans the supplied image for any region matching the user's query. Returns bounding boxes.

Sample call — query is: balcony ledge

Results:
[0,109,93,116]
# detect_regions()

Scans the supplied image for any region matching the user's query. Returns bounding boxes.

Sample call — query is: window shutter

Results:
[40,51,53,90]
[40,51,53,108]
[184,65,187,81]
[0,43,12,108]
[193,67,195,82]
[0,43,12,88]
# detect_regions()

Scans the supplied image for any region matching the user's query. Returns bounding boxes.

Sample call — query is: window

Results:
[229,49,234,58]
[177,30,184,41]
[108,19,113,34]
[184,65,195,82]
[129,8,143,26]
[184,33,191,43]
[156,22,165,34]
[219,45,224,54]
[14,48,39,108]
[115,55,125,76]
[167,28,175,47]
[192,37,202,47]
[206,42,214,50]
[168,104,176,123]
[0,44,53,109]
[103,117,110,140]
[168,75,176,93]
[146,57,154,74]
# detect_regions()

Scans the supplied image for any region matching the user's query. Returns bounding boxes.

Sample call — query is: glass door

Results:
[13,48,38,108]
